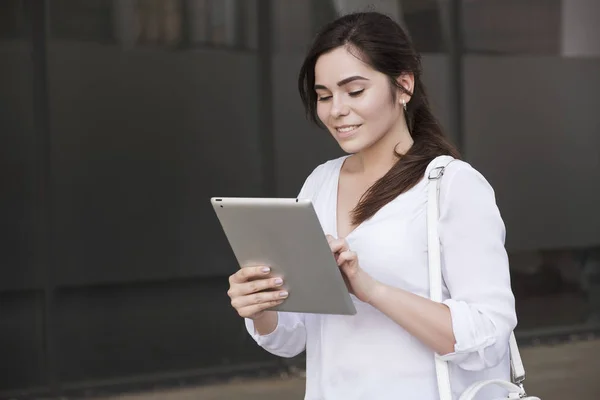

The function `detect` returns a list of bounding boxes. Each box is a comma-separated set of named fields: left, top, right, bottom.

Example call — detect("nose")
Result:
left=330, top=95, right=350, bottom=118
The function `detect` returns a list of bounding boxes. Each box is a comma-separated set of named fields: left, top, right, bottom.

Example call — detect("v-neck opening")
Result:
left=333, top=155, right=359, bottom=240
left=332, top=155, right=429, bottom=240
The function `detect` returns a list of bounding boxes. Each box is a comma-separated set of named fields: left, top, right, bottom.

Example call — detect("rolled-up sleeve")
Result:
left=436, top=163, right=517, bottom=371
left=244, top=312, right=307, bottom=358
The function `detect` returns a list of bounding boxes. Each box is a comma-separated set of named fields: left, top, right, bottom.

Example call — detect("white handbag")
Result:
left=426, top=157, right=541, bottom=400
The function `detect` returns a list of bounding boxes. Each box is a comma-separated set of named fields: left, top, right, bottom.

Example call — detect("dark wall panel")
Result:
left=55, top=279, right=276, bottom=383
left=464, top=56, right=600, bottom=252
left=0, top=291, right=45, bottom=391
left=0, top=33, right=41, bottom=291
left=46, top=42, right=261, bottom=285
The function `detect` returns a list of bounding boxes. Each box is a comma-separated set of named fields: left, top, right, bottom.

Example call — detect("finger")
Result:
left=230, top=265, right=271, bottom=284
left=337, top=250, right=357, bottom=266
left=233, top=290, right=289, bottom=312
left=237, top=299, right=286, bottom=318
left=232, top=276, right=284, bottom=298
left=325, top=234, right=335, bottom=243
left=329, top=238, right=349, bottom=254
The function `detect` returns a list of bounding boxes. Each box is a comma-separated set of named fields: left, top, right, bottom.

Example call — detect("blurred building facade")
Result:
left=1, top=0, right=599, bottom=397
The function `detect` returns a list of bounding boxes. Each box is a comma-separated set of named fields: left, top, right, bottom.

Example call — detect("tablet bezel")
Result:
left=211, top=197, right=356, bottom=316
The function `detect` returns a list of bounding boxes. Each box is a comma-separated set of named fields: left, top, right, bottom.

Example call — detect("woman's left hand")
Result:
left=326, top=235, right=381, bottom=304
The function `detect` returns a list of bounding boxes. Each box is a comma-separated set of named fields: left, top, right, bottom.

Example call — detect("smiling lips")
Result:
left=335, top=124, right=362, bottom=138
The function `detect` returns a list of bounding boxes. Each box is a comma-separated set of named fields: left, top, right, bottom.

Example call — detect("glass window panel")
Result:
left=186, top=0, right=256, bottom=50
left=511, top=246, right=600, bottom=330
left=462, top=0, right=561, bottom=54
left=49, top=0, right=115, bottom=43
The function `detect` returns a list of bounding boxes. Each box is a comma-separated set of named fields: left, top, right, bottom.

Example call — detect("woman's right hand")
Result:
left=227, top=266, right=289, bottom=320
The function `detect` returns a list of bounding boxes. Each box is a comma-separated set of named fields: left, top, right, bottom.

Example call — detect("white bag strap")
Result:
left=459, top=379, right=522, bottom=400
left=509, top=333, right=526, bottom=385
left=459, top=379, right=540, bottom=400
left=426, top=156, right=527, bottom=400
left=426, top=157, right=453, bottom=400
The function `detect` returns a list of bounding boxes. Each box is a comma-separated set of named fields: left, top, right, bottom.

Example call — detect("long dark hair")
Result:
left=298, top=11, right=461, bottom=226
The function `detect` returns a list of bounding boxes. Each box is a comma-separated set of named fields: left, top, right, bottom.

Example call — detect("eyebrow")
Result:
left=314, top=75, right=369, bottom=90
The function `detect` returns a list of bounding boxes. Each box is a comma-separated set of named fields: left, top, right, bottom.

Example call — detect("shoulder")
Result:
left=432, top=159, right=507, bottom=239
left=441, top=159, right=495, bottom=196
left=297, top=155, right=348, bottom=198
left=432, top=158, right=500, bottom=215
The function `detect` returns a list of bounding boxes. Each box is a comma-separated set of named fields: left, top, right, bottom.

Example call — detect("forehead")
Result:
left=314, top=46, right=375, bottom=84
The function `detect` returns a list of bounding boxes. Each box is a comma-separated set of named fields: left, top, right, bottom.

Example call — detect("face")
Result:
left=314, top=46, right=404, bottom=154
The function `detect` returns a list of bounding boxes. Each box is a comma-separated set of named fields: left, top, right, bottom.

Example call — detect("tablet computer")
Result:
left=211, top=197, right=356, bottom=315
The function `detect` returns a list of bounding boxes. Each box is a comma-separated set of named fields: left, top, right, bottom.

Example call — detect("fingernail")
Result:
left=261, top=267, right=270, bottom=273
left=279, top=291, right=288, bottom=298
left=274, top=278, right=283, bottom=286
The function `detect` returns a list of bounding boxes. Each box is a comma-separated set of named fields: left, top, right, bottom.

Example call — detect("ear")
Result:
left=396, top=72, right=414, bottom=104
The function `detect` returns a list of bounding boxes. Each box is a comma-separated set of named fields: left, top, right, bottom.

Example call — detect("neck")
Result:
left=352, top=117, right=413, bottom=178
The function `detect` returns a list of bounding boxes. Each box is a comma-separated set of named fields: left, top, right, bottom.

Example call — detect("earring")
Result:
left=402, top=98, right=407, bottom=111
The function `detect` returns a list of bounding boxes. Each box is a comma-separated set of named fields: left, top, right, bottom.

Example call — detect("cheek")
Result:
left=358, top=94, right=391, bottom=119
left=362, top=93, right=399, bottom=123
left=360, top=101, right=401, bottom=139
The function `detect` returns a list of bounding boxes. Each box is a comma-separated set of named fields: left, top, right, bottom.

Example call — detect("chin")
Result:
left=337, top=139, right=368, bottom=154
left=328, top=128, right=371, bottom=154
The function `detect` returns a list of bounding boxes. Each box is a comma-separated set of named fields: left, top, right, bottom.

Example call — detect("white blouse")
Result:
left=245, top=156, right=517, bottom=400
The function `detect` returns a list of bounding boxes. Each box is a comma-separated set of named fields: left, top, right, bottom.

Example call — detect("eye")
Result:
left=318, top=95, right=332, bottom=102
left=349, top=89, right=364, bottom=97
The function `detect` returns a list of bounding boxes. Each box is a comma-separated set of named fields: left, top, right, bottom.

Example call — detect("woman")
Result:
left=226, top=11, right=517, bottom=400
